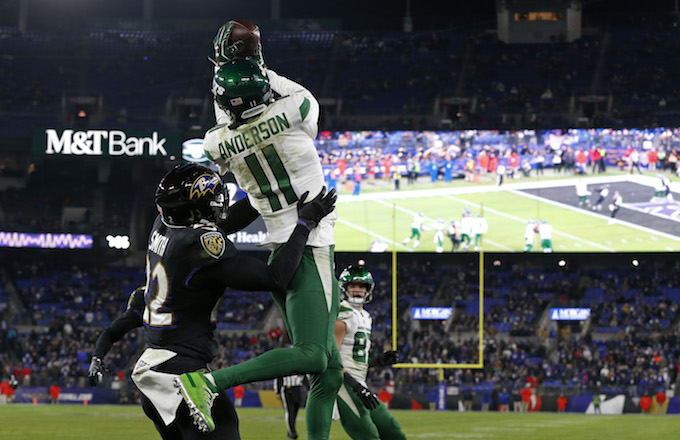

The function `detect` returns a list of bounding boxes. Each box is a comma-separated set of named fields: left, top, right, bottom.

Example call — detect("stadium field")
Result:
left=334, top=173, right=680, bottom=252
left=1, top=405, right=678, bottom=439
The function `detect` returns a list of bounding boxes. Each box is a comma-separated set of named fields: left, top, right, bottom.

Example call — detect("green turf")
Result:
left=0, top=405, right=677, bottom=439
left=334, top=175, right=680, bottom=252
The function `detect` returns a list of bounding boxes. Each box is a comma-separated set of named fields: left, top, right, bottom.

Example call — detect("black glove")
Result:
left=344, top=372, right=380, bottom=410
left=297, top=187, right=337, bottom=230
left=88, top=356, right=112, bottom=387
left=369, top=350, right=400, bottom=368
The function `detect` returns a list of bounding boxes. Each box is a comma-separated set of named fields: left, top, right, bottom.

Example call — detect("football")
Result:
left=228, top=19, right=261, bottom=58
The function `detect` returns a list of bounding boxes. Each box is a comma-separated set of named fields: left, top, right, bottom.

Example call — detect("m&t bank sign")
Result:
left=33, top=129, right=180, bottom=158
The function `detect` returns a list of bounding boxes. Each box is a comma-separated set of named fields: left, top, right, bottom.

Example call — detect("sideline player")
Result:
left=334, top=264, right=406, bottom=440
left=92, top=163, right=333, bottom=439
left=177, top=58, right=342, bottom=440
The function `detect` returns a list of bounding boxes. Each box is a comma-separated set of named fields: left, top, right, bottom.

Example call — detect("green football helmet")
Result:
left=339, top=264, right=375, bottom=305
left=212, top=58, right=272, bottom=122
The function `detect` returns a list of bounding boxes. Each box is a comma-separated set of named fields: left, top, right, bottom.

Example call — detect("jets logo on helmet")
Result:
left=339, top=264, right=375, bottom=305
left=189, top=174, right=220, bottom=200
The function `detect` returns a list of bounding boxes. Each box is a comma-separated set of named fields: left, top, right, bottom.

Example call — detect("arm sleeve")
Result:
left=266, top=69, right=308, bottom=96
left=93, top=309, right=143, bottom=359
left=195, top=223, right=310, bottom=291
left=217, top=197, right=260, bottom=234
left=266, top=69, right=319, bottom=139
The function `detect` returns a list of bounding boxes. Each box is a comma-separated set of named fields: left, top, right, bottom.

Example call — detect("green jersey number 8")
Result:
left=353, top=331, right=369, bottom=363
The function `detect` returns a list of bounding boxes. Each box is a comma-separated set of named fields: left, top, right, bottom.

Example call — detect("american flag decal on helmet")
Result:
left=230, top=97, right=243, bottom=106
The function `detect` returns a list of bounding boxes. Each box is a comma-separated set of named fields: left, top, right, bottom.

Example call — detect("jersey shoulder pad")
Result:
left=206, top=123, right=228, bottom=135
left=338, top=301, right=355, bottom=321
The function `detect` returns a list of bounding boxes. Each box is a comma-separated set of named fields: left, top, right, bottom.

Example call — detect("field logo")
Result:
left=626, top=200, right=680, bottom=222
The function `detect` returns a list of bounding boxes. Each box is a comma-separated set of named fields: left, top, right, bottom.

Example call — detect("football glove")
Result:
left=88, top=356, right=112, bottom=387
left=344, top=372, right=380, bottom=410
left=297, top=187, right=336, bottom=230
left=369, top=350, right=400, bottom=368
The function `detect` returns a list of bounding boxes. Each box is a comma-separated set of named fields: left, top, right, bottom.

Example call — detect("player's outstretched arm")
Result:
left=197, top=188, right=336, bottom=292
left=218, top=196, right=260, bottom=234
left=89, top=287, right=145, bottom=386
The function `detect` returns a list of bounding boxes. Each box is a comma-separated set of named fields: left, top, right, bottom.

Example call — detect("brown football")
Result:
left=228, top=19, right=261, bottom=58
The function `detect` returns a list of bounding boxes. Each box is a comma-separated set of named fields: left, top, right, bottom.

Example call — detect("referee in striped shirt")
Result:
left=275, top=373, right=310, bottom=439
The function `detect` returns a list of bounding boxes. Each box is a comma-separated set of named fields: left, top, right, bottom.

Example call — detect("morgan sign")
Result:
left=33, top=129, right=180, bottom=157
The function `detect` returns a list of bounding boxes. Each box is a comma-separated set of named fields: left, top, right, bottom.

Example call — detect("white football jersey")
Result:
left=337, top=300, right=372, bottom=385
left=411, top=214, right=425, bottom=230
left=203, top=70, right=335, bottom=248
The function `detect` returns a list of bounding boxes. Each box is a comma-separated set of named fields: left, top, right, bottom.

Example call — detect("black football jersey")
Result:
left=144, top=216, right=238, bottom=363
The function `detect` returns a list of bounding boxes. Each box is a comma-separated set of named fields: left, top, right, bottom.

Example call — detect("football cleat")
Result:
left=175, top=372, right=218, bottom=433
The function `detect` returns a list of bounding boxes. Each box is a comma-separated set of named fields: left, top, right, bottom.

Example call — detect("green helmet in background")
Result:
left=339, top=264, right=375, bottom=305
left=212, top=58, right=272, bottom=122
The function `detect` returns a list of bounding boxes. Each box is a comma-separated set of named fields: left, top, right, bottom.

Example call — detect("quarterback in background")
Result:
left=334, top=264, right=406, bottom=440
left=177, top=21, right=343, bottom=440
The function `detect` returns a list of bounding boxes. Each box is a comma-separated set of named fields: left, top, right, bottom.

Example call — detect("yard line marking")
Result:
left=335, top=217, right=414, bottom=252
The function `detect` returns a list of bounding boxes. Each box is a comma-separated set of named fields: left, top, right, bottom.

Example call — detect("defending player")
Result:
left=608, top=190, right=623, bottom=224
left=334, top=264, right=406, bottom=440
left=129, top=163, right=334, bottom=439
left=177, top=58, right=343, bottom=440
left=592, top=185, right=609, bottom=211
left=87, top=286, right=145, bottom=388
